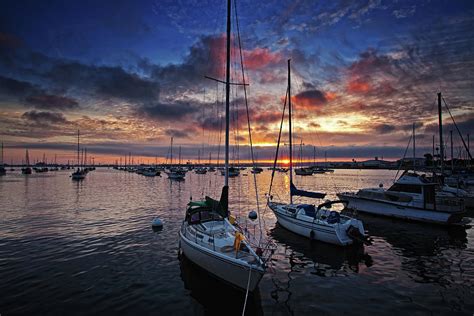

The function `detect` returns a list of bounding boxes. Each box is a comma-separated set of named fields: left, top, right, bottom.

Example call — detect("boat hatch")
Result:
left=298, top=204, right=315, bottom=217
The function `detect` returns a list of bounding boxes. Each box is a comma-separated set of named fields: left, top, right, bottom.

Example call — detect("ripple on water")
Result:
left=0, top=168, right=473, bottom=315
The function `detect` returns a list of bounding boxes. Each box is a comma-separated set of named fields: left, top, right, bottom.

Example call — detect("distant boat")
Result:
left=268, top=60, right=367, bottom=246
left=143, top=167, right=160, bottom=177
left=220, top=166, right=239, bottom=177
left=0, top=142, right=6, bottom=176
left=21, top=149, right=32, bottom=174
left=166, top=137, right=185, bottom=180
left=250, top=166, right=263, bottom=174
left=71, top=130, right=86, bottom=181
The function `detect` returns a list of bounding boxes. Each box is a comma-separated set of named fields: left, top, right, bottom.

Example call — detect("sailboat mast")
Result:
left=450, top=130, right=454, bottom=172
left=438, top=92, right=444, bottom=174
left=77, top=130, right=80, bottom=168
left=224, top=0, right=231, bottom=187
left=170, top=137, right=173, bottom=166
left=413, top=123, right=416, bottom=171
left=288, top=59, right=293, bottom=204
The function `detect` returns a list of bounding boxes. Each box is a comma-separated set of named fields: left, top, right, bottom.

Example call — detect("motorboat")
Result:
left=337, top=171, right=466, bottom=225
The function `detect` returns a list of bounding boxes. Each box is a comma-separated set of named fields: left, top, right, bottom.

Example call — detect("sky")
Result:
left=0, top=0, right=473, bottom=164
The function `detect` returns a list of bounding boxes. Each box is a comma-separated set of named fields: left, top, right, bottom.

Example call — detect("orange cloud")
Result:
left=347, top=79, right=371, bottom=93
left=325, top=91, right=337, bottom=101
left=243, top=48, right=281, bottom=70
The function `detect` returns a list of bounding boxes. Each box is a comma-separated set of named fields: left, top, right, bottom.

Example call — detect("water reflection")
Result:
left=356, top=213, right=468, bottom=284
left=270, top=225, right=373, bottom=276
left=179, top=254, right=263, bottom=315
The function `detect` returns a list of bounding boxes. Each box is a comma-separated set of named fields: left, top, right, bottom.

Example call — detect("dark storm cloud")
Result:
left=164, top=128, right=195, bottom=139
left=374, top=124, right=396, bottom=134
left=25, top=94, right=79, bottom=111
left=140, top=35, right=225, bottom=91
left=0, top=75, right=40, bottom=99
left=136, top=101, right=198, bottom=120
left=21, top=110, right=69, bottom=124
left=47, top=61, right=160, bottom=103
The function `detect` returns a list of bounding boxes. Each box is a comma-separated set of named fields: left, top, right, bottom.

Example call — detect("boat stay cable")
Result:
left=234, top=0, right=264, bottom=242
left=442, top=96, right=472, bottom=160
left=393, top=134, right=413, bottom=183
left=268, top=87, right=289, bottom=199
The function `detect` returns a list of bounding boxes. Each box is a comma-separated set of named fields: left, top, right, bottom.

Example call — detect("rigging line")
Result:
left=234, top=0, right=263, bottom=241
left=268, top=87, right=289, bottom=197
left=442, top=96, right=472, bottom=160
left=393, top=134, right=412, bottom=183
left=241, top=266, right=252, bottom=316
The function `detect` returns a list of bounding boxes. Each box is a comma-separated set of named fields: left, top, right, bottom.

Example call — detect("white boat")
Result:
left=268, top=198, right=366, bottom=246
left=71, top=130, right=86, bottom=180
left=295, top=167, right=312, bottom=176
left=220, top=166, right=239, bottom=177
left=195, top=167, right=207, bottom=174
left=0, top=143, right=6, bottom=176
left=179, top=1, right=271, bottom=291
left=438, top=184, right=474, bottom=209
left=179, top=195, right=266, bottom=291
left=166, top=170, right=185, bottom=180
left=143, top=168, right=160, bottom=177
left=337, top=171, right=466, bottom=225
left=71, top=168, right=86, bottom=180
left=267, top=59, right=367, bottom=246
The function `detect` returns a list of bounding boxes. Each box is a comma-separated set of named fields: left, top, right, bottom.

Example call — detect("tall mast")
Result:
left=413, top=123, right=416, bottom=171
left=77, top=130, right=80, bottom=169
left=224, top=0, right=231, bottom=187
left=170, top=137, right=173, bottom=165
left=438, top=92, right=444, bottom=174
left=288, top=59, right=293, bottom=204
left=450, top=130, right=454, bottom=172
left=1, top=142, right=3, bottom=165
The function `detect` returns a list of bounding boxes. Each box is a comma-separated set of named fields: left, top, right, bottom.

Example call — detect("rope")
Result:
left=234, top=0, right=263, bottom=242
left=393, top=134, right=412, bottom=183
left=442, top=96, right=472, bottom=160
left=268, top=87, right=289, bottom=197
left=241, top=265, right=252, bottom=316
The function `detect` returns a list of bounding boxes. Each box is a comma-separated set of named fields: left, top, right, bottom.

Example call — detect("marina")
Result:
left=1, top=0, right=473, bottom=314
left=0, top=168, right=473, bottom=314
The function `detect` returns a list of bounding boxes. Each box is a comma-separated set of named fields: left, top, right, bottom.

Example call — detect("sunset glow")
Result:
left=0, top=1, right=472, bottom=164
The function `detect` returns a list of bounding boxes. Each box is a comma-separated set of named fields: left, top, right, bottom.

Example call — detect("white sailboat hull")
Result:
left=268, top=203, right=363, bottom=246
left=166, top=172, right=185, bottom=180
left=337, top=193, right=461, bottom=224
left=71, top=173, right=86, bottom=180
left=179, top=231, right=264, bottom=291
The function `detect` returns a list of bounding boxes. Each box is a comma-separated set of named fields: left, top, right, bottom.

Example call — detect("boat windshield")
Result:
left=187, top=207, right=223, bottom=225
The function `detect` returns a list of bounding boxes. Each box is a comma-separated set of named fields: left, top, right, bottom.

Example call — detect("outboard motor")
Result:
left=327, top=211, right=340, bottom=224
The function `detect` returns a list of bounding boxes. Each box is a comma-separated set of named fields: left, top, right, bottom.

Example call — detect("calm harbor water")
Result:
left=1, top=169, right=473, bottom=315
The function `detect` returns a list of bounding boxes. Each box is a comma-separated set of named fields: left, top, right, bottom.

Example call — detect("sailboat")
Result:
left=21, top=149, right=32, bottom=174
left=195, top=149, right=207, bottom=174
left=71, top=130, right=86, bottom=180
left=294, top=140, right=312, bottom=176
left=179, top=0, right=270, bottom=291
left=165, top=137, right=185, bottom=180
left=0, top=142, right=6, bottom=176
left=267, top=60, right=367, bottom=246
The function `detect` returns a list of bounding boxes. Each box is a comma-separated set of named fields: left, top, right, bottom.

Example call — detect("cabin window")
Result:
left=388, top=184, right=422, bottom=194
left=190, top=213, right=200, bottom=224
